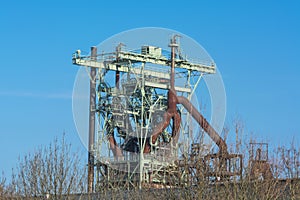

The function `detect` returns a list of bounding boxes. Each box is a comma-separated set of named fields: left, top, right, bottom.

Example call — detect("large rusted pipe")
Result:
left=144, top=36, right=181, bottom=153
left=88, top=46, right=97, bottom=193
left=108, top=136, right=123, bottom=158
left=177, top=96, right=228, bottom=154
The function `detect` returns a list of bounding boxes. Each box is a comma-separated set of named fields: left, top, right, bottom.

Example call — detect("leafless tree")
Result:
left=271, top=139, right=300, bottom=179
left=6, top=134, right=86, bottom=199
left=0, top=173, right=6, bottom=197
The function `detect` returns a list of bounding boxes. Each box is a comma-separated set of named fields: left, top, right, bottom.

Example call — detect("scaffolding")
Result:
left=72, top=37, right=242, bottom=191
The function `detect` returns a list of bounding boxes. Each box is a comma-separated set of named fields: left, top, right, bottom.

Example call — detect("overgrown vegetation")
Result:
left=0, top=121, right=299, bottom=199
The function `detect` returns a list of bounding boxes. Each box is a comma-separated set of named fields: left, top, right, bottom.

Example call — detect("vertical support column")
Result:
left=115, top=43, right=122, bottom=89
left=170, top=37, right=176, bottom=90
left=139, top=62, right=146, bottom=190
left=88, top=46, right=97, bottom=193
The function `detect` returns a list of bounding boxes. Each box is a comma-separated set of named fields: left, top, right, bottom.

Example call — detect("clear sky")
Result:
left=0, top=0, right=299, bottom=177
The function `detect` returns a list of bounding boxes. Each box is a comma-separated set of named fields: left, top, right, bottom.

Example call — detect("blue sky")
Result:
left=0, top=0, right=299, bottom=177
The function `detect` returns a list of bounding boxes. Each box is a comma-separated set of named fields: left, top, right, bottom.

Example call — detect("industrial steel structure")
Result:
left=248, top=142, right=273, bottom=180
left=72, top=35, right=245, bottom=192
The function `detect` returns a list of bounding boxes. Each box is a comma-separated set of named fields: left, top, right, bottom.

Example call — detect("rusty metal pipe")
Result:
left=177, top=96, right=228, bottom=154
left=144, top=36, right=181, bottom=153
left=88, top=46, right=97, bottom=193
left=108, top=136, right=123, bottom=158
